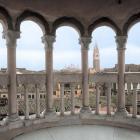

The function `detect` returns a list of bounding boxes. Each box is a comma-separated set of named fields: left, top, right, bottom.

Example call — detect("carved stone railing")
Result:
left=92, top=72, right=140, bottom=117
left=0, top=72, right=140, bottom=140
left=0, top=72, right=140, bottom=118
left=0, top=72, right=82, bottom=119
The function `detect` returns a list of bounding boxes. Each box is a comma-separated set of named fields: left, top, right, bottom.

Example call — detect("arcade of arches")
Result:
left=0, top=0, right=140, bottom=139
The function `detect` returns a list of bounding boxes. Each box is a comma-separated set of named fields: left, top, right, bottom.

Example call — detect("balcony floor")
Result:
left=13, top=125, right=140, bottom=140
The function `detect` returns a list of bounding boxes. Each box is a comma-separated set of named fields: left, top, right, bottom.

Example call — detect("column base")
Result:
left=80, top=106, right=92, bottom=119
left=60, top=111, right=65, bottom=116
left=80, top=106, right=91, bottom=113
left=36, top=114, right=41, bottom=119
left=7, top=113, right=20, bottom=122
left=44, top=108, right=55, bottom=115
left=44, top=108, right=58, bottom=122
left=71, top=111, right=75, bottom=115
left=115, top=108, right=128, bottom=117
left=5, top=114, right=23, bottom=129
left=132, top=114, right=137, bottom=118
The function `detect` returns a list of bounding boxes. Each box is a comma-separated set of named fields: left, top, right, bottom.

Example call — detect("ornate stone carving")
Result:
left=115, top=36, right=127, bottom=50
left=42, top=35, right=55, bottom=49
left=79, top=37, right=91, bottom=50
left=3, top=30, right=20, bottom=48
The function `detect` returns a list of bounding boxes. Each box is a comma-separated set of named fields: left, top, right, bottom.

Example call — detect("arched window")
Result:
left=89, top=26, right=117, bottom=113
left=0, top=23, right=6, bottom=70
left=17, top=20, right=45, bottom=71
left=126, top=22, right=140, bottom=71
left=54, top=26, right=81, bottom=71
left=89, top=26, right=117, bottom=71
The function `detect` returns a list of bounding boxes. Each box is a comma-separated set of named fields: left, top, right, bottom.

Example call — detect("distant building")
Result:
left=104, top=64, right=140, bottom=72
left=93, top=43, right=100, bottom=72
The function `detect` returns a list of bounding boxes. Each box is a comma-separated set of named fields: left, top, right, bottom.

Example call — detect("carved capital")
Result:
left=79, top=37, right=91, bottom=50
left=115, top=36, right=127, bottom=50
left=42, top=35, right=55, bottom=49
left=3, top=30, right=20, bottom=48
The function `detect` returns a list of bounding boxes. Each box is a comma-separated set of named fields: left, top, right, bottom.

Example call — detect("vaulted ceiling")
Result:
left=0, top=0, right=139, bottom=23
left=0, top=0, right=140, bottom=34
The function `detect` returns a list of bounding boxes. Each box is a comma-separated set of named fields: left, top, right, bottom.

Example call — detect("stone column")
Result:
left=132, top=83, right=138, bottom=118
left=79, top=37, right=91, bottom=113
left=115, top=36, right=127, bottom=116
left=106, top=83, right=112, bottom=115
left=42, top=35, right=55, bottom=115
left=3, top=30, right=20, bottom=122
left=71, top=83, right=75, bottom=115
left=24, top=84, right=29, bottom=120
left=60, top=83, right=65, bottom=116
left=35, top=84, right=40, bottom=118
left=96, top=83, right=100, bottom=115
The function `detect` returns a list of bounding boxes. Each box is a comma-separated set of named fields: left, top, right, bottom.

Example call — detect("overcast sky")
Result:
left=0, top=21, right=140, bottom=71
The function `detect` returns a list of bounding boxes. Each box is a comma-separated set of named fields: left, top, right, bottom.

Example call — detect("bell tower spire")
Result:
left=93, top=42, right=100, bottom=72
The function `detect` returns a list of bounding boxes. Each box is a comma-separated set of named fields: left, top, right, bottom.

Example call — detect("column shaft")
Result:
left=71, top=83, right=75, bottom=115
left=4, top=30, right=20, bottom=121
left=132, top=83, right=138, bottom=118
left=35, top=84, right=40, bottom=118
left=96, top=83, right=100, bottom=115
left=106, top=83, right=111, bottom=115
left=115, top=36, right=127, bottom=116
left=79, top=37, right=91, bottom=113
left=24, top=85, right=29, bottom=120
left=60, top=83, right=65, bottom=115
left=42, top=35, right=55, bottom=115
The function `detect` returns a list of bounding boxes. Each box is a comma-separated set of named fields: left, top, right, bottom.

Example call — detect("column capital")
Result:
left=42, top=35, right=56, bottom=49
left=79, top=37, right=92, bottom=50
left=115, top=35, right=127, bottom=50
left=3, top=30, right=20, bottom=48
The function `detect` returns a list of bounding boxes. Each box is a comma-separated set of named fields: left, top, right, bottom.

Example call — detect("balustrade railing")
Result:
left=0, top=72, right=140, bottom=124
left=91, top=72, right=140, bottom=117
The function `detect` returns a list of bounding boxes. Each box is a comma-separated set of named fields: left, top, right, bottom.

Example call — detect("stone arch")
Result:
left=15, top=10, right=50, bottom=35
left=0, top=6, right=13, bottom=31
left=123, top=12, right=140, bottom=35
left=88, top=17, right=121, bottom=36
left=52, top=17, right=85, bottom=36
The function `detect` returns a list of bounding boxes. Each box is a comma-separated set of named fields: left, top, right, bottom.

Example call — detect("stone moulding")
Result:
left=0, top=115, right=140, bottom=140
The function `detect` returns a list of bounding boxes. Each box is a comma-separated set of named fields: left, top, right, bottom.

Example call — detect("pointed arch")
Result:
left=88, top=17, right=121, bottom=36
left=123, top=12, right=140, bottom=35
left=0, top=6, right=13, bottom=31
left=52, top=17, right=85, bottom=36
left=15, top=10, right=50, bottom=35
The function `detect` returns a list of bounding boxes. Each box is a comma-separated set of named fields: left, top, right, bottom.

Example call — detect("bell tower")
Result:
left=93, top=43, right=100, bottom=72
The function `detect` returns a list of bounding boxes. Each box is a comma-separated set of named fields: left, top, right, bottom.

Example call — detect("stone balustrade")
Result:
left=0, top=72, right=139, bottom=118
left=0, top=72, right=140, bottom=140
left=92, top=72, right=140, bottom=117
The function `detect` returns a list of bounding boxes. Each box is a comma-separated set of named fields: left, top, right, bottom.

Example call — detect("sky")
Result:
left=0, top=20, right=140, bottom=71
